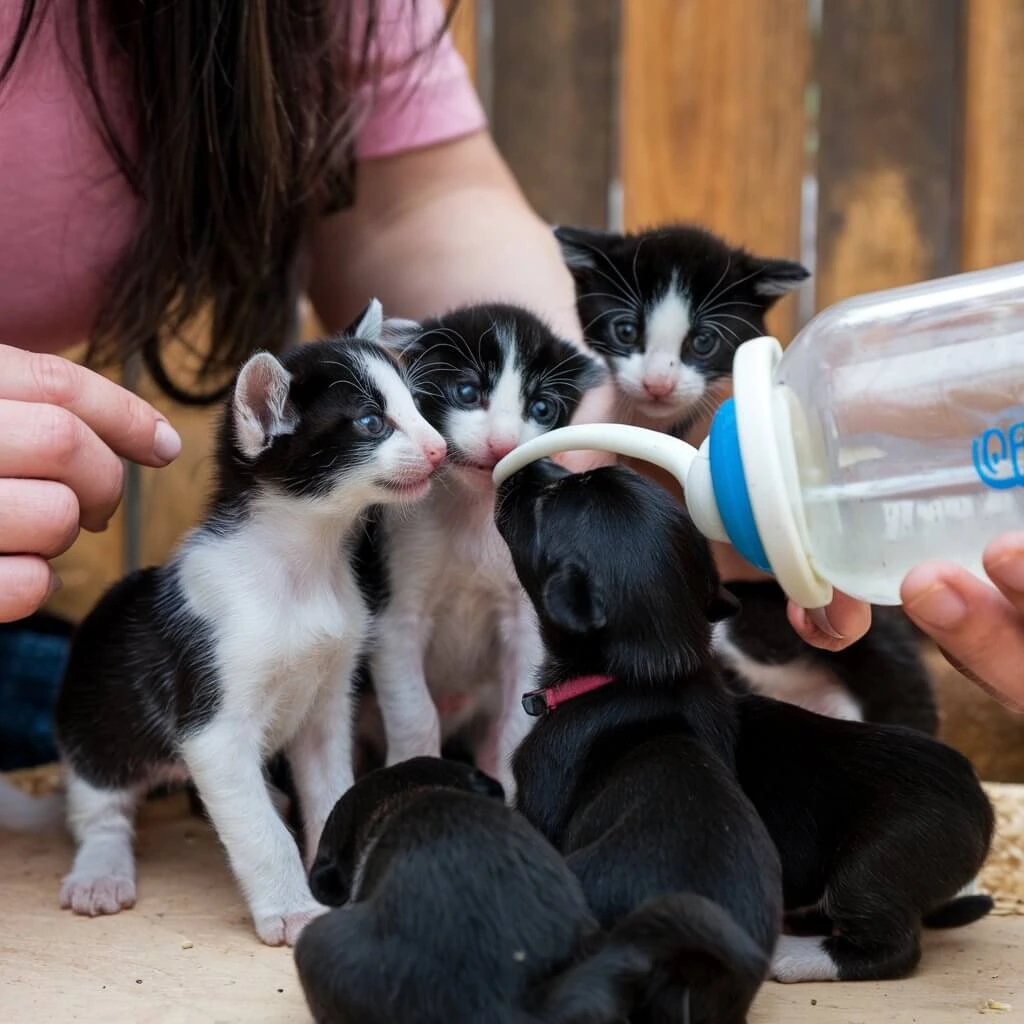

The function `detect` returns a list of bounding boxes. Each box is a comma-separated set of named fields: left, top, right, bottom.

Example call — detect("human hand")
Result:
left=901, top=533, right=1024, bottom=711
left=0, top=345, right=182, bottom=623
left=710, top=539, right=871, bottom=651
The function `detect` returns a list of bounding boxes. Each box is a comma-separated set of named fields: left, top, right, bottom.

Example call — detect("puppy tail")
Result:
left=0, top=777, right=64, bottom=833
left=922, top=893, right=994, bottom=929
left=536, top=892, right=768, bottom=1024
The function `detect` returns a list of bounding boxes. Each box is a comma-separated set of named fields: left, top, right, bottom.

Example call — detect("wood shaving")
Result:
left=4, top=770, right=1022, bottom=912
left=980, top=783, right=1024, bottom=916
left=981, top=1000, right=1012, bottom=1013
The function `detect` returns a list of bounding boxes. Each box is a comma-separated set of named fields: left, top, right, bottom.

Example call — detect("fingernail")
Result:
left=154, top=420, right=182, bottom=464
left=989, top=553, right=1024, bottom=593
left=906, top=583, right=967, bottom=629
left=808, top=606, right=844, bottom=640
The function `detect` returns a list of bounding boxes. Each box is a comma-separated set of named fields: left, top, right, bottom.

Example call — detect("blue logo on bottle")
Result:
left=972, top=421, right=1024, bottom=490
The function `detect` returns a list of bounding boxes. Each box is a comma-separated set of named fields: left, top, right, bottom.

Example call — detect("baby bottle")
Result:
left=493, top=260, right=1024, bottom=608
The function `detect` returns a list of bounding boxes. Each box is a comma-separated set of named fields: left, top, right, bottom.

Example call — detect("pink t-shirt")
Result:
left=0, top=0, right=486, bottom=355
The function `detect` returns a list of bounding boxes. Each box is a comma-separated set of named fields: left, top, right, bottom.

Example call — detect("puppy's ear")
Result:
left=708, top=585, right=741, bottom=623
left=308, top=854, right=352, bottom=908
left=233, top=352, right=297, bottom=459
left=466, top=768, right=506, bottom=803
left=542, top=561, right=607, bottom=634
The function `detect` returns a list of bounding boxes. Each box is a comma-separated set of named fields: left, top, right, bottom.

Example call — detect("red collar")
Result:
left=521, top=674, right=617, bottom=717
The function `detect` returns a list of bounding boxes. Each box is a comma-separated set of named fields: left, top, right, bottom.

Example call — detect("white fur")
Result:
left=612, top=278, right=707, bottom=422
left=372, top=352, right=551, bottom=798
left=713, top=623, right=864, bottom=722
left=61, top=350, right=445, bottom=947
left=771, top=935, right=841, bottom=983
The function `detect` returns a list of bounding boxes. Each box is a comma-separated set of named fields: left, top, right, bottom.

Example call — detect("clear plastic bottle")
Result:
left=493, top=261, right=1024, bottom=607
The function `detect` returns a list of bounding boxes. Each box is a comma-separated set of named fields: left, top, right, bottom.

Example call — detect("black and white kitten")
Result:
left=554, top=223, right=808, bottom=438
left=54, top=300, right=447, bottom=947
left=361, top=303, right=605, bottom=796
left=556, top=224, right=938, bottom=730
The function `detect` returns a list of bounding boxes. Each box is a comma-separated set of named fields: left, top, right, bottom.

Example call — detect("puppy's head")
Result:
left=495, top=461, right=739, bottom=681
left=308, top=757, right=505, bottom=906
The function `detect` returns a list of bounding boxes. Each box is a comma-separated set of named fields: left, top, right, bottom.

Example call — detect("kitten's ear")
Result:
left=749, top=257, right=810, bottom=303
left=346, top=297, right=385, bottom=342
left=708, top=584, right=742, bottom=623
left=553, top=224, right=616, bottom=273
left=541, top=561, right=607, bottom=634
left=233, top=352, right=297, bottom=459
left=378, top=318, right=425, bottom=362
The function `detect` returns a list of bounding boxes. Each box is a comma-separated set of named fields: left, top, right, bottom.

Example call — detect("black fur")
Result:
left=558, top=223, right=936, bottom=733
left=735, top=693, right=995, bottom=981
left=719, top=580, right=939, bottom=734
left=497, top=460, right=782, bottom=1024
left=55, top=306, right=410, bottom=790
left=555, top=223, right=807, bottom=436
left=295, top=756, right=722, bottom=1024
left=389, top=302, right=605, bottom=467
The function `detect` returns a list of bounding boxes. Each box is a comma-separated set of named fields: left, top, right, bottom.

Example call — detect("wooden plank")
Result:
left=961, top=0, right=1024, bottom=270
left=449, top=0, right=477, bottom=84
left=490, top=0, right=619, bottom=228
left=621, top=0, right=809, bottom=339
left=815, top=1, right=964, bottom=309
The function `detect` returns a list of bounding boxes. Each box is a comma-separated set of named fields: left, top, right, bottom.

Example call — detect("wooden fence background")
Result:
left=49, top=0, right=1024, bottom=626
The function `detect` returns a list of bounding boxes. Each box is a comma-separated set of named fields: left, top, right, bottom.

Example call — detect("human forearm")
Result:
left=307, top=132, right=583, bottom=343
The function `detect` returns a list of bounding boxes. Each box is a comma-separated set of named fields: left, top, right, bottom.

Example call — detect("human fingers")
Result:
left=0, top=479, right=80, bottom=557
left=0, top=398, right=124, bottom=532
left=901, top=560, right=1024, bottom=712
left=0, top=555, right=60, bottom=623
left=0, top=345, right=181, bottom=467
left=787, top=590, right=872, bottom=652
left=982, top=532, right=1024, bottom=619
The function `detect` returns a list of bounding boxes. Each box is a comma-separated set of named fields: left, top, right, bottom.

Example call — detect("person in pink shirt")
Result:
left=0, top=0, right=1020, bottom=718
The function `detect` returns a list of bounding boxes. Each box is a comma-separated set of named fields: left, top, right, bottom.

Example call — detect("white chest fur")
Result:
left=712, top=623, right=863, bottom=722
left=384, top=488, right=522, bottom=705
left=177, top=505, right=369, bottom=754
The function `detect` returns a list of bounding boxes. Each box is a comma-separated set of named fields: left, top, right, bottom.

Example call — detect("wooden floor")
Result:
left=2, top=793, right=1021, bottom=1024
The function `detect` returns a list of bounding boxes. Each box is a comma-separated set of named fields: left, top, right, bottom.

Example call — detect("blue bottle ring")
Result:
left=708, top=398, right=772, bottom=575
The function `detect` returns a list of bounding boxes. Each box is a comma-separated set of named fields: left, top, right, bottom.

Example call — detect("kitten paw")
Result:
left=770, top=935, right=839, bottom=983
left=60, top=874, right=136, bottom=916
left=255, top=903, right=328, bottom=946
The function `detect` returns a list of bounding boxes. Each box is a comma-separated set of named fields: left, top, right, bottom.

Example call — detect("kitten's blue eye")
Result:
left=454, top=380, right=481, bottom=407
left=612, top=317, right=639, bottom=347
left=690, top=331, right=720, bottom=358
left=354, top=413, right=388, bottom=438
left=529, top=397, right=558, bottom=426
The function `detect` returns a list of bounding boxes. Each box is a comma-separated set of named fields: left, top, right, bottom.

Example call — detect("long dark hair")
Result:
left=1, top=1, right=453, bottom=403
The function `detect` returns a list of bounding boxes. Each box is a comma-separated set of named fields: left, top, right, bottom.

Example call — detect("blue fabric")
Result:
left=709, top=398, right=772, bottom=575
left=0, top=618, right=69, bottom=771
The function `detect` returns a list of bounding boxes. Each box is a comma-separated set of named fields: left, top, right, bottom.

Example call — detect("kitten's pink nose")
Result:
left=643, top=376, right=675, bottom=399
left=422, top=438, right=447, bottom=468
left=487, top=437, right=518, bottom=462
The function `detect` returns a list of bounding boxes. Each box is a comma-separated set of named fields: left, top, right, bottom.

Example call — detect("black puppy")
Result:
left=496, top=460, right=782, bottom=1024
left=716, top=580, right=939, bottom=733
left=734, top=693, right=995, bottom=983
left=295, top=756, right=737, bottom=1024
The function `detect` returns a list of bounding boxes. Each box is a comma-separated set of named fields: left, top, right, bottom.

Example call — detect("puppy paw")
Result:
left=60, top=874, right=136, bottom=916
left=770, top=935, right=839, bottom=983
left=255, top=903, right=328, bottom=947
